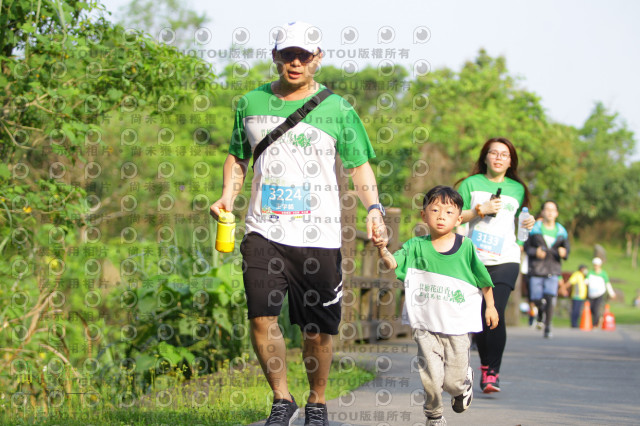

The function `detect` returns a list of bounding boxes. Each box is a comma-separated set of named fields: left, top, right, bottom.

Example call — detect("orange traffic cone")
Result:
left=602, top=304, right=616, bottom=331
left=580, top=300, right=593, bottom=331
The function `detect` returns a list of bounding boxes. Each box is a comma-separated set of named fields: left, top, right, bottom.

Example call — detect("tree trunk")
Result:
left=594, top=244, right=607, bottom=262
left=568, top=218, right=578, bottom=241
left=626, top=232, right=633, bottom=257
left=632, top=234, right=639, bottom=269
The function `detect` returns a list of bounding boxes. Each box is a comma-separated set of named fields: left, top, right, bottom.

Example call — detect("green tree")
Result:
left=0, top=0, right=218, bottom=411
left=116, top=0, right=209, bottom=49
left=399, top=50, right=582, bottom=230
left=620, top=161, right=640, bottom=268
left=572, top=102, right=636, bottom=235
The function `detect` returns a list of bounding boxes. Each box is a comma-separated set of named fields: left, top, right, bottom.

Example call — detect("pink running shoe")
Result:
left=482, top=370, right=501, bottom=393
left=480, top=365, right=488, bottom=391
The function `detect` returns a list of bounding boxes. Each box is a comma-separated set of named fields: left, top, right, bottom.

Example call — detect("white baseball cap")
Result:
left=592, top=257, right=603, bottom=265
left=273, top=21, right=322, bottom=53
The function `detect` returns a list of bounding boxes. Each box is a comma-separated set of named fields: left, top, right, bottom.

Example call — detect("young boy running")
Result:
left=373, top=185, right=499, bottom=425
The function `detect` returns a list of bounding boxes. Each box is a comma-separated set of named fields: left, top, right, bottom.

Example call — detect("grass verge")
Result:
left=2, top=355, right=375, bottom=426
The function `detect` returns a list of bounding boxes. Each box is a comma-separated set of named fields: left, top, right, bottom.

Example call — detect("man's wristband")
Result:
left=475, top=204, right=485, bottom=219
left=368, top=203, right=386, bottom=216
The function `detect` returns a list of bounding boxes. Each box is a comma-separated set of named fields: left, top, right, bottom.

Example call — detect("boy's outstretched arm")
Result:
left=372, top=226, right=397, bottom=269
left=378, top=247, right=398, bottom=270
left=482, top=287, right=499, bottom=329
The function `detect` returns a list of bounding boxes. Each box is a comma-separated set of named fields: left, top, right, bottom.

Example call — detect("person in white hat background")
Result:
left=586, top=257, right=616, bottom=326
left=210, top=21, right=387, bottom=426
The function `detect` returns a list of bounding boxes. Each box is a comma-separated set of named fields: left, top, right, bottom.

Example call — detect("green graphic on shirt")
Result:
left=288, top=132, right=311, bottom=148
left=260, top=131, right=310, bottom=148
left=452, top=290, right=465, bottom=304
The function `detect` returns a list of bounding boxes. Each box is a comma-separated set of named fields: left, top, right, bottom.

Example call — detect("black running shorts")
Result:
left=240, top=232, right=343, bottom=335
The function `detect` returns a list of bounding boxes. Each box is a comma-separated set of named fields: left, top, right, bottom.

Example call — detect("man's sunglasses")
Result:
left=277, top=49, right=321, bottom=64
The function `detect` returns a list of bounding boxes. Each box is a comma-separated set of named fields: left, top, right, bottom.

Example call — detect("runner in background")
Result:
left=456, top=137, right=535, bottom=393
left=568, top=264, right=589, bottom=328
left=523, top=200, right=570, bottom=338
left=587, top=257, right=616, bottom=327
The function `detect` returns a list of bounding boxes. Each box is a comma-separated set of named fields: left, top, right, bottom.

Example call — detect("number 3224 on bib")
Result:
left=261, top=184, right=311, bottom=215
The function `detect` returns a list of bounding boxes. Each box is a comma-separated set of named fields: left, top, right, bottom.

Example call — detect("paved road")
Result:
left=250, top=325, right=640, bottom=425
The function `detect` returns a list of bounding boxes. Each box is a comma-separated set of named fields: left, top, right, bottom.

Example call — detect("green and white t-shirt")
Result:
left=229, top=83, right=375, bottom=248
left=458, top=174, right=526, bottom=265
left=586, top=270, right=610, bottom=299
left=394, top=236, right=494, bottom=335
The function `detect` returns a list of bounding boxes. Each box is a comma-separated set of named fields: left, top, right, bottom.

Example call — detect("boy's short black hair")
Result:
left=423, top=185, right=464, bottom=211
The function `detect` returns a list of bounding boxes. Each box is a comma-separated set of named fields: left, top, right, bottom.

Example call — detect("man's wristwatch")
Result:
left=367, top=203, right=386, bottom=216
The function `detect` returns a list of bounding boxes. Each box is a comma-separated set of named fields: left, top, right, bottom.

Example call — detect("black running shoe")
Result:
left=452, top=366, right=473, bottom=413
left=265, top=395, right=299, bottom=426
left=304, top=402, right=329, bottom=426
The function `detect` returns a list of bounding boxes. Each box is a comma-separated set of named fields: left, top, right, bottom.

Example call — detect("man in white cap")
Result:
left=210, top=21, right=387, bottom=426
left=586, top=257, right=615, bottom=326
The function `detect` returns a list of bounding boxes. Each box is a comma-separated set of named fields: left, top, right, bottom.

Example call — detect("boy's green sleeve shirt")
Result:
left=469, top=244, right=494, bottom=288
left=393, top=245, right=409, bottom=282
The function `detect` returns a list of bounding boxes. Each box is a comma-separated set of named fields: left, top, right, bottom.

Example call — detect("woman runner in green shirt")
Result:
left=456, top=137, right=535, bottom=394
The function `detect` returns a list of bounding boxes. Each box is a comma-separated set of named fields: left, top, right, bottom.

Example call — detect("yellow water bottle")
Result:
left=215, top=209, right=235, bottom=253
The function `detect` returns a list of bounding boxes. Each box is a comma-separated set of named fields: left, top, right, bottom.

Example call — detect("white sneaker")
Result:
left=427, top=417, right=447, bottom=426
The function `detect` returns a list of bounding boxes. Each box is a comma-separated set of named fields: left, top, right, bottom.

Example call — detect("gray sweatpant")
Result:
left=413, top=329, right=471, bottom=418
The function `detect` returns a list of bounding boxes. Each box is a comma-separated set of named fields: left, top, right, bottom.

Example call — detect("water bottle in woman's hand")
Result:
left=517, top=207, right=531, bottom=242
